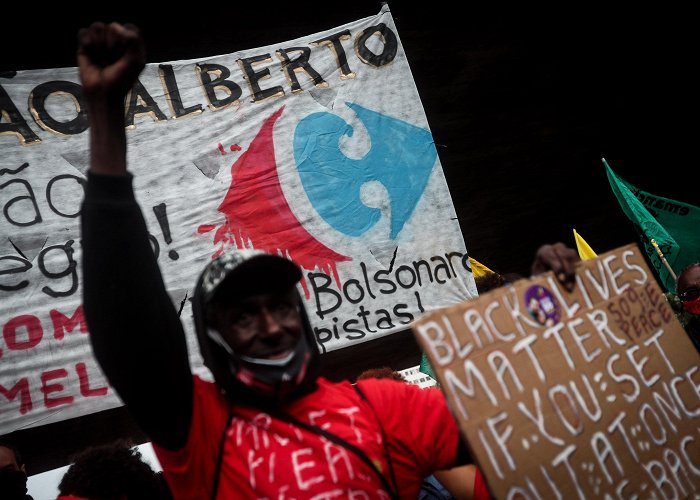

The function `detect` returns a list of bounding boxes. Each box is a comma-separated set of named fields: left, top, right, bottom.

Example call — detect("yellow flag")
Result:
left=573, top=229, right=598, bottom=260
left=469, top=257, right=494, bottom=278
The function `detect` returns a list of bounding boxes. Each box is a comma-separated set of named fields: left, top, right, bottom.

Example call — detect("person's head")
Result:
left=58, top=441, right=171, bottom=500
left=356, top=367, right=405, bottom=382
left=193, top=249, right=320, bottom=403
left=474, top=272, right=506, bottom=294
left=677, top=262, right=700, bottom=315
left=474, top=271, right=523, bottom=295
left=0, top=442, right=28, bottom=499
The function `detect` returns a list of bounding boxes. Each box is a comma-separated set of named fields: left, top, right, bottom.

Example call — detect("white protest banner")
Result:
left=0, top=6, right=476, bottom=433
left=413, top=243, right=700, bottom=498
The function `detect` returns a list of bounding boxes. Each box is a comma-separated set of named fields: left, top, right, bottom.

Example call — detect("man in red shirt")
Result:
left=78, top=22, right=578, bottom=499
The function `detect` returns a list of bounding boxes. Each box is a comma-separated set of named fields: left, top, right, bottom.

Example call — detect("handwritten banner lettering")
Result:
left=413, top=244, right=700, bottom=499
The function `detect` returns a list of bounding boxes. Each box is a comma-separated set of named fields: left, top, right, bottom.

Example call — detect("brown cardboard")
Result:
left=412, top=244, right=700, bottom=499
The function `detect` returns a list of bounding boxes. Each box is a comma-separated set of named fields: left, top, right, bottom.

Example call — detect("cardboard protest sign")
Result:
left=0, top=6, right=476, bottom=433
left=414, top=244, right=700, bottom=499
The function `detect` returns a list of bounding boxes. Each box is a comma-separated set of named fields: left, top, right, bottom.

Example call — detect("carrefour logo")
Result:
left=294, top=102, right=436, bottom=239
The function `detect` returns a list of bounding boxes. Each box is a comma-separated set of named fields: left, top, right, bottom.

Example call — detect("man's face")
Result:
left=219, top=287, right=303, bottom=359
left=0, top=445, right=28, bottom=498
left=0, top=446, right=21, bottom=472
left=677, top=265, right=700, bottom=312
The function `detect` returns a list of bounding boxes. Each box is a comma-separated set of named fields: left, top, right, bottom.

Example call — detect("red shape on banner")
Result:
left=51, top=305, right=87, bottom=340
left=200, top=106, right=349, bottom=297
left=77, top=362, right=108, bottom=397
left=0, top=379, right=32, bottom=414
left=41, top=368, right=74, bottom=409
left=2, top=315, right=42, bottom=356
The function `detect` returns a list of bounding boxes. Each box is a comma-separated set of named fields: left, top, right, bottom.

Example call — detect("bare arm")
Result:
left=79, top=22, right=192, bottom=450
left=434, top=464, right=477, bottom=500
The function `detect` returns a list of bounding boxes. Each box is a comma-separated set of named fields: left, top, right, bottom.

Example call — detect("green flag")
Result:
left=604, top=159, right=700, bottom=292
left=418, top=352, right=437, bottom=381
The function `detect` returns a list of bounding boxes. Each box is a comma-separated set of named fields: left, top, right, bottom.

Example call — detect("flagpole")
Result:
left=650, top=239, right=678, bottom=281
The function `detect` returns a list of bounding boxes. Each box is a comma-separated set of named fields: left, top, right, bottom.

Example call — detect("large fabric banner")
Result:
left=0, top=6, right=476, bottom=433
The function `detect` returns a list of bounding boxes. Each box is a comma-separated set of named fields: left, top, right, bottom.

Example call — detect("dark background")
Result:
left=1, top=2, right=696, bottom=475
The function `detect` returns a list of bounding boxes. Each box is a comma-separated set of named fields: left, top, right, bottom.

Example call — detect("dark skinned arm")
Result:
left=79, top=22, right=192, bottom=450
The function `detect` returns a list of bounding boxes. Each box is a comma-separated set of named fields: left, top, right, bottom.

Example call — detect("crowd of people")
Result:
left=2, top=19, right=698, bottom=500
left=55, top=442, right=172, bottom=500
left=2, top=440, right=170, bottom=500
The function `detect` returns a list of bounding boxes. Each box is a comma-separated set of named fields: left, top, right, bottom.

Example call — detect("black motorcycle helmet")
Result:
left=191, top=249, right=320, bottom=404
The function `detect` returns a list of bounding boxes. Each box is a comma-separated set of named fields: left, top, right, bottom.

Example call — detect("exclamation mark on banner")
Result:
left=153, top=203, right=179, bottom=260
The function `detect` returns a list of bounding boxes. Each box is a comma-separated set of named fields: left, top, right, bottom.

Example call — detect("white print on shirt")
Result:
left=228, top=407, right=387, bottom=495
left=337, top=406, right=363, bottom=443
left=292, top=447, right=326, bottom=489
left=308, top=409, right=331, bottom=430
left=323, top=439, right=354, bottom=482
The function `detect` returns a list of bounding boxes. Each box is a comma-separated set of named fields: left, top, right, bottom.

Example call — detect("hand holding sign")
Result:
left=531, top=242, right=579, bottom=292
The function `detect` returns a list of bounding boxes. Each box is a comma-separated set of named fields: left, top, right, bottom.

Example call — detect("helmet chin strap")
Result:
left=207, top=325, right=311, bottom=398
left=207, top=327, right=298, bottom=367
left=206, top=328, right=234, bottom=356
left=239, top=351, right=296, bottom=366
left=238, top=335, right=311, bottom=396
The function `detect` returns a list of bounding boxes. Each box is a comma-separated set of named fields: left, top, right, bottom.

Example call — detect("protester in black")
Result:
left=0, top=442, right=33, bottom=500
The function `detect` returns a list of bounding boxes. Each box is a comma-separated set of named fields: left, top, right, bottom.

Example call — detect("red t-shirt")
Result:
left=154, top=376, right=460, bottom=499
